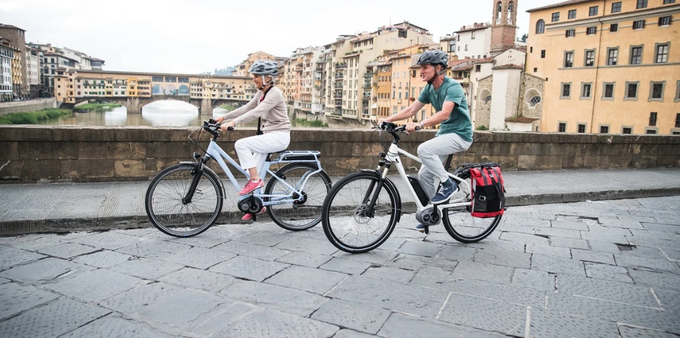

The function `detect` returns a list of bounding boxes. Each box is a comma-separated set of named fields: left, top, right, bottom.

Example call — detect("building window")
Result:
left=581, top=83, right=592, bottom=99
left=655, top=43, right=669, bottom=63
left=536, top=20, right=545, bottom=34
left=633, top=20, right=645, bottom=30
left=552, top=12, right=560, bottom=22
left=649, top=112, right=658, bottom=126
left=600, top=125, right=610, bottom=133
left=659, top=16, right=672, bottom=26
left=607, top=48, right=619, bottom=65
left=649, top=81, right=665, bottom=101
left=585, top=50, right=595, bottom=66
left=565, top=29, right=576, bottom=37
left=471, top=31, right=475, bottom=39
left=636, top=0, right=648, bottom=9
left=568, top=9, right=576, bottom=19
left=465, top=44, right=468, bottom=51
left=541, top=50, right=546, bottom=58
left=645, top=128, right=658, bottom=134
left=676, top=113, right=680, bottom=127
left=564, top=51, right=574, bottom=67
left=561, top=83, right=571, bottom=98
left=611, top=2, right=622, bottom=13
left=625, top=82, right=639, bottom=100
left=630, top=46, right=643, bottom=64
left=676, top=80, right=680, bottom=102
left=558, top=122, right=567, bottom=132
left=586, top=27, right=597, bottom=35
left=578, top=124, right=587, bottom=133
left=664, top=0, right=676, bottom=4
left=603, top=83, right=615, bottom=100
left=589, top=6, right=598, bottom=16
left=533, top=67, right=538, bottom=72
left=530, top=96, right=541, bottom=106
left=475, top=65, right=481, bottom=72
left=622, top=127, right=633, bottom=134
left=610, top=23, right=619, bottom=32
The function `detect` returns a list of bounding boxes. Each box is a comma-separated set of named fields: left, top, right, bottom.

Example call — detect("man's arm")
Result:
left=383, top=100, right=426, bottom=123
left=421, top=101, right=454, bottom=128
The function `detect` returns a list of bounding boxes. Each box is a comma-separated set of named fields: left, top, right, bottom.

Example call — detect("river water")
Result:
left=38, top=101, right=259, bottom=127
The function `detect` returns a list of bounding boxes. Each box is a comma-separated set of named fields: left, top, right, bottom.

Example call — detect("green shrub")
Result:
left=0, top=109, right=73, bottom=124
left=294, top=118, right=328, bottom=127
left=476, top=125, right=489, bottom=131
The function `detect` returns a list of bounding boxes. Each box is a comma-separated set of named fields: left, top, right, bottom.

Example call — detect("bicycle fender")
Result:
left=180, top=161, right=226, bottom=199
left=359, top=169, right=402, bottom=224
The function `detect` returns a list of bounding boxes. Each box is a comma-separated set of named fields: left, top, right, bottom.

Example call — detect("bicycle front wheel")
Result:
left=145, top=164, right=223, bottom=237
left=322, top=171, right=399, bottom=253
left=442, top=176, right=502, bottom=243
left=264, top=163, right=332, bottom=231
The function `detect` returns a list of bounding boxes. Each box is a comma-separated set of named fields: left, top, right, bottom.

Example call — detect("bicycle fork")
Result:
left=183, top=159, right=207, bottom=204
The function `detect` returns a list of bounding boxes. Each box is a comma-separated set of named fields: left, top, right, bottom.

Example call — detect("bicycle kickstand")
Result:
left=422, top=224, right=430, bottom=234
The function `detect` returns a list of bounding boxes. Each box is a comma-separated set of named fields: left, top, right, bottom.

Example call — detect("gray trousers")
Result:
left=417, top=133, right=472, bottom=199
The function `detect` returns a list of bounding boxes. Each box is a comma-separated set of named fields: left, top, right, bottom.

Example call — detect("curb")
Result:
left=1, top=188, right=679, bottom=236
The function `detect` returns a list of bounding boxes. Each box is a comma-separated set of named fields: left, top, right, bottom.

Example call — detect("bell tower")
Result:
left=490, top=0, right=518, bottom=56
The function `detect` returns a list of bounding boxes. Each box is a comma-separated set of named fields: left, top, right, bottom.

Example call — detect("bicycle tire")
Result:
left=264, top=163, right=332, bottom=231
left=441, top=175, right=502, bottom=243
left=145, top=163, right=223, bottom=237
left=322, top=171, right=399, bottom=253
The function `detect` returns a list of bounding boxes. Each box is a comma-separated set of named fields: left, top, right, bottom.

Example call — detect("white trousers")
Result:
left=234, top=131, right=290, bottom=175
left=417, top=133, right=472, bottom=199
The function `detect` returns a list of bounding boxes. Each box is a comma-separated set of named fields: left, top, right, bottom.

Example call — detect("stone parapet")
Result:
left=0, top=125, right=678, bottom=183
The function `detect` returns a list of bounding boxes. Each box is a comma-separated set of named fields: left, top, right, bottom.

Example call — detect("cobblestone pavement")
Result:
left=1, top=196, right=679, bottom=337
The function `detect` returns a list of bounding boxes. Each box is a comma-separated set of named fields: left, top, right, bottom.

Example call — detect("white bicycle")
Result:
left=321, top=122, right=503, bottom=253
left=145, top=120, right=331, bottom=237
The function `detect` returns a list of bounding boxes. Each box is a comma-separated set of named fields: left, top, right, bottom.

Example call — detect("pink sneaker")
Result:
left=242, top=207, right=267, bottom=221
left=239, top=179, right=264, bottom=195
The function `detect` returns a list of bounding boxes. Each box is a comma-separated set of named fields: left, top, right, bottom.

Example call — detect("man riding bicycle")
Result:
left=378, top=50, right=473, bottom=231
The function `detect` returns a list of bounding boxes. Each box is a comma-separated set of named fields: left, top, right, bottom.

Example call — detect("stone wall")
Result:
left=0, top=98, right=57, bottom=115
left=0, top=125, right=678, bottom=183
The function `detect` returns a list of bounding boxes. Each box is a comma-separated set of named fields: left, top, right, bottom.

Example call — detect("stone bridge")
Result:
left=78, top=95, right=249, bottom=115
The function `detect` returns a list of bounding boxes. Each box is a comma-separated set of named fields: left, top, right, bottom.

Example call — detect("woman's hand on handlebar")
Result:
left=220, top=120, right=235, bottom=131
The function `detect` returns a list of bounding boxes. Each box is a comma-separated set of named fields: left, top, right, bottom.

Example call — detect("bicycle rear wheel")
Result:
left=442, top=176, right=502, bottom=243
left=264, top=163, right=332, bottom=231
left=322, top=171, right=399, bottom=253
left=145, top=164, right=223, bottom=237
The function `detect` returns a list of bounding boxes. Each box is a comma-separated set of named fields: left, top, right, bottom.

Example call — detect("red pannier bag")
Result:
left=470, top=166, right=505, bottom=218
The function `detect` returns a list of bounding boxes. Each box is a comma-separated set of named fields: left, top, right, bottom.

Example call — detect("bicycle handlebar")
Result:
left=203, top=120, right=233, bottom=137
left=376, top=121, right=420, bottom=134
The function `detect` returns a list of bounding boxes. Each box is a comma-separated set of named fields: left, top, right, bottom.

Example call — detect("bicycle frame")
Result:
left=383, top=142, right=472, bottom=211
left=202, top=139, right=323, bottom=206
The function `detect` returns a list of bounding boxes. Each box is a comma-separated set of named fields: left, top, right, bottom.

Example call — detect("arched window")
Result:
left=507, top=2, right=514, bottom=24
left=530, top=95, right=541, bottom=106
left=536, top=19, right=545, bottom=34
left=496, top=2, right=503, bottom=24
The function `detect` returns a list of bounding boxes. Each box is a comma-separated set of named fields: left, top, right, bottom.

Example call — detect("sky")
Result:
left=2, top=0, right=547, bottom=74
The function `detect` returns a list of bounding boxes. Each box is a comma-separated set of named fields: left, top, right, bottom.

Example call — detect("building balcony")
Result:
left=373, top=82, right=378, bottom=87
left=334, top=83, right=343, bottom=89
left=334, top=74, right=344, bottom=79
left=335, top=63, right=347, bottom=69
left=363, top=83, right=371, bottom=89
left=363, top=72, right=373, bottom=78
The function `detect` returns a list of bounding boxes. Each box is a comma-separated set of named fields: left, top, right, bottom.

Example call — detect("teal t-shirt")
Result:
left=418, top=77, right=473, bottom=142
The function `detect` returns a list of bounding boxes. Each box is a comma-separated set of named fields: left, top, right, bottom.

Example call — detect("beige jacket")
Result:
left=223, top=87, right=290, bottom=133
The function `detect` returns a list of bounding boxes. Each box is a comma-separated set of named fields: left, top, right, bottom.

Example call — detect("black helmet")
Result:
left=248, top=61, right=279, bottom=77
left=416, top=50, right=448, bottom=69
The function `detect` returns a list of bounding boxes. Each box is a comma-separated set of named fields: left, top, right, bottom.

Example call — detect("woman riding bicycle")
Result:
left=378, top=50, right=473, bottom=231
left=215, top=60, right=291, bottom=221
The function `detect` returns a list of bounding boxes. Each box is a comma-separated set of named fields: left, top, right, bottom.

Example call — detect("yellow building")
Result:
left=375, top=62, right=392, bottom=120
left=527, top=0, right=680, bottom=135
